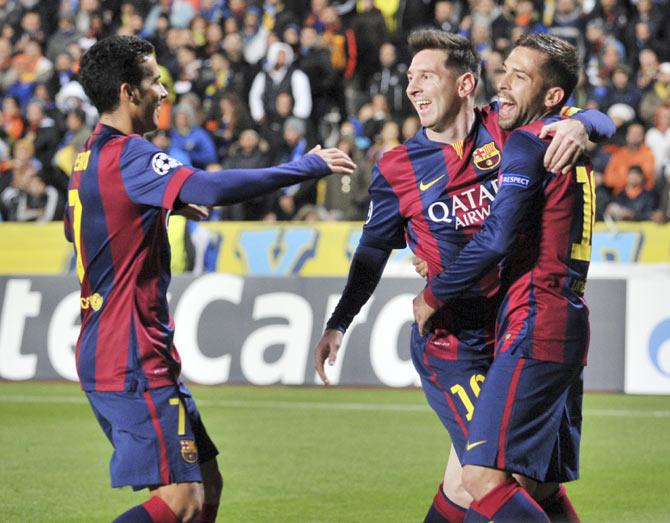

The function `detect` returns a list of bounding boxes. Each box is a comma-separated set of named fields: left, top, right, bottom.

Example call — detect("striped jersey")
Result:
left=361, top=103, right=508, bottom=360
left=426, top=115, right=595, bottom=365
left=64, top=123, right=196, bottom=392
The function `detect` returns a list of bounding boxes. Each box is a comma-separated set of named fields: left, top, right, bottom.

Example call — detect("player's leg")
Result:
left=410, top=325, right=490, bottom=522
left=87, top=385, right=211, bottom=522
left=179, top=383, right=223, bottom=523
left=460, top=353, right=583, bottom=522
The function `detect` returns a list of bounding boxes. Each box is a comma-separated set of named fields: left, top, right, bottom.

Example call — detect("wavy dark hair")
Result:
left=408, top=29, right=481, bottom=83
left=80, top=35, right=155, bottom=114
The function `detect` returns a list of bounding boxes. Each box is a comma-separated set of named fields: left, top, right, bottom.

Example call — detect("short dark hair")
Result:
left=515, top=33, right=579, bottom=106
left=80, top=35, right=155, bottom=114
left=408, top=29, right=481, bottom=83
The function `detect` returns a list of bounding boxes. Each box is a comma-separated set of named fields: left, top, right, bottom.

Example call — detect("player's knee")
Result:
left=461, top=465, right=507, bottom=501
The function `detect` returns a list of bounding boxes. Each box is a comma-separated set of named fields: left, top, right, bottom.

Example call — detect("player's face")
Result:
left=496, top=46, right=549, bottom=130
left=134, top=55, right=168, bottom=135
left=407, top=49, right=460, bottom=132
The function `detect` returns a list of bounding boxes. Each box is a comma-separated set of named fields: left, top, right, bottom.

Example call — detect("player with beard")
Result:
left=66, top=35, right=354, bottom=523
left=413, top=33, right=597, bottom=522
left=315, top=29, right=612, bottom=523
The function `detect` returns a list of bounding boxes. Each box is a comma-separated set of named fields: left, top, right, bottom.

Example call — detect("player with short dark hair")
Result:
left=314, top=28, right=612, bottom=523
left=66, top=35, right=354, bottom=523
left=413, top=32, right=596, bottom=522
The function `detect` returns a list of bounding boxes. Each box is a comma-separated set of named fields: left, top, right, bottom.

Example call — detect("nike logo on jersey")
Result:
left=466, top=440, right=487, bottom=451
left=419, top=174, right=446, bottom=191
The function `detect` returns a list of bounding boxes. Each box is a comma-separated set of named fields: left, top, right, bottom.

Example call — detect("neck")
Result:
left=425, top=98, right=475, bottom=144
left=99, top=111, right=135, bottom=135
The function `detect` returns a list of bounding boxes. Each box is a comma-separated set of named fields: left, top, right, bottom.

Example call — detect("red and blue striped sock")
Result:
left=538, top=485, right=580, bottom=523
left=113, top=496, right=177, bottom=523
left=465, top=478, right=549, bottom=522
left=424, top=482, right=467, bottom=523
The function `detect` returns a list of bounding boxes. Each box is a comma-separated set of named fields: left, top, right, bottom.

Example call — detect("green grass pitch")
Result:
left=0, top=382, right=668, bottom=522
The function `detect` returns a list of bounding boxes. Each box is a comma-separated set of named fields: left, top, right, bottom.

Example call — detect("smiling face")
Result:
left=496, top=46, right=556, bottom=130
left=131, top=55, right=167, bottom=135
left=406, top=49, right=461, bottom=133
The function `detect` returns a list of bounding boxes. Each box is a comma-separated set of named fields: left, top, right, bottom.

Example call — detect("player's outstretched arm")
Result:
left=178, top=146, right=355, bottom=207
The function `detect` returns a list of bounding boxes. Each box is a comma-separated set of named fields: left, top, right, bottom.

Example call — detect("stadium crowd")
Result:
left=0, top=0, right=669, bottom=224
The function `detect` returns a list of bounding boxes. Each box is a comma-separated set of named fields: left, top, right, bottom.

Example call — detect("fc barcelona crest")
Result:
left=180, top=439, right=198, bottom=464
left=473, top=142, right=501, bottom=171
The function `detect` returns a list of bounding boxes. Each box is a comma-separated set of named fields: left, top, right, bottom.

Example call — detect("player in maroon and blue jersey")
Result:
left=413, top=33, right=597, bottom=522
left=314, top=29, right=612, bottom=523
left=65, top=36, right=354, bottom=523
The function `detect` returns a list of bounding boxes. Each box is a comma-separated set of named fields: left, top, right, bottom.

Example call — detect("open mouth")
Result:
left=415, top=99, right=431, bottom=113
left=498, top=98, right=516, bottom=119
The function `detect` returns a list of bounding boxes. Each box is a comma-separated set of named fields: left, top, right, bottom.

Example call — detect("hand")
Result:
left=174, top=204, right=210, bottom=221
left=413, top=291, right=436, bottom=336
left=412, top=256, right=429, bottom=280
left=308, top=144, right=356, bottom=175
left=539, top=119, right=588, bottom=174
left=314, top=328, right=344, bottom=385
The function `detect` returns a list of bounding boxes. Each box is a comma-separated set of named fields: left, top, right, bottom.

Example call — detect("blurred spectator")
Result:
left=595, top=64, right=642, bottom=113
left=432, top=0, right=461, bottom=35
left=262, top=0, right=301, bottom=39
left=604, top=121, right=656, bottom=194
left=46, top=51, right=77, bottom=99
left=170, top=103, right=218, bottom=168
left=636, top=48, right=659, bottom=90
left=221, top=129, right=273, bottom=220
left=248, top=41, right=312, bottom=124
left=262, top=90, right=295, bottom=151
left=206, top=91, right=254, bottom=159
left=351, top=0, right=388, bottom=91
left=587, top=0, right=628, bottom=44
left=1, top=95, right=25, bottom=144
left=400, top=114, right=420, bottom=142
left=318, top=126, right=371, bottom=220
left=606, top=103, right=636, bottom=147
left=273, top=117, right=314, bottom=220
left=46, top=14, right=83, bottom=63
left=546, top=0, right=584, bottom=54
left=645, top=104, right=670, bottom=178
left=366, top=118, right=400, bottom=165
left=52, top=107, right=91, bottom=188
left=298, top=26, right=340, bottom=127
left=222, top=31, right=255, bottom=95
left=0, top=35, right=14, bottom=90
left=369, top=42, right=410, bottom=118
left=652, top=167, right=670, bottom=223
left=24, top=99, right=60, bottom=178
left=594, top=170, right=613, bottom=221
left=605, top=165, right=656, bottom=221
left=639, top=62, right=670, bottom=126
left=174, top=45, right=201, bottom=96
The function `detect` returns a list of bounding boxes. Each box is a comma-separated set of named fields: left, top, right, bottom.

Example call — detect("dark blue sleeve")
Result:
left=569, top=108, right=615, bottom=142
left=119, top=137, right=196, bottom=209
left=326, top=243, right=391, bottom=333
left=178, top=154, right=331, bottom=206
left=427, top=131, right=546, bottom=304
left=360, top=163, right=406, bottom=250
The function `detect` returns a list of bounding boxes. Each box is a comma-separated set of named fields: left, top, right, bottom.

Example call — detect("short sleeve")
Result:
left=360, top=163, right=407, bottom=249
left=119, top=137, right=196, bottom=210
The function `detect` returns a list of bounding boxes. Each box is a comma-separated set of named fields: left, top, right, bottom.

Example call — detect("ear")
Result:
left=120, top=82, right=139, bottom=105
left=457, top=72, right=477, bottom=98
left=544, top=86, right=565, bottom=110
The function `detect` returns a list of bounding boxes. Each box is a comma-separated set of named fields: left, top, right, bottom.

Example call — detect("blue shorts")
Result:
left=462, top=349, right=583, bottom=483
left=86, top=383, right=219, bottom=490
left=411, top=324, right=493, bottom=460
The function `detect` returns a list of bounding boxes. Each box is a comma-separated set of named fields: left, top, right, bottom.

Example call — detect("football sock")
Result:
left=194, top=502, right=219, bottom=522
left=538, top=485, right=580, bottom=523
left=113, top=497, right=178, bottom=523
left=424, top=482, right=467, bottom=523
left=464, top=478, right=550, bottom=522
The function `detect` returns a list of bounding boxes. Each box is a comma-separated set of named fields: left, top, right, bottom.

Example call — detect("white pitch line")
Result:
left=0, top=394, right=669, bottom=418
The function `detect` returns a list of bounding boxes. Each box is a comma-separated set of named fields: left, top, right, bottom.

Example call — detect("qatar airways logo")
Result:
left=427, top=180, right=499, bottom=229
